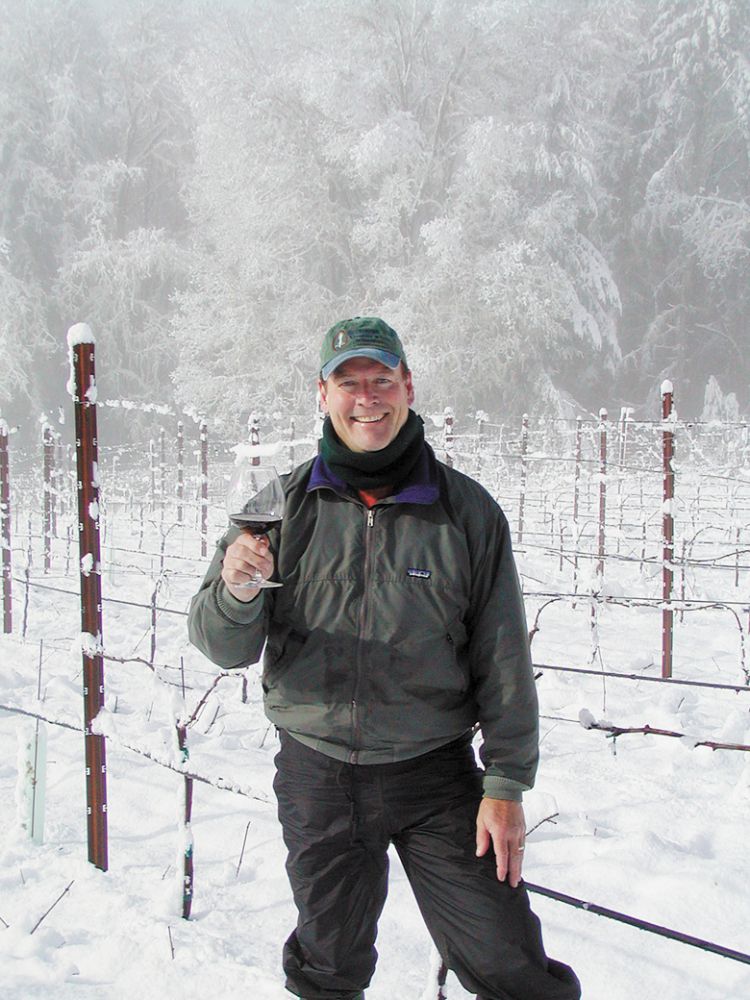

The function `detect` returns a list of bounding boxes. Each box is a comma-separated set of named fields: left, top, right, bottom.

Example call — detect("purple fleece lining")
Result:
left=307, top=445, right=440, bottom=506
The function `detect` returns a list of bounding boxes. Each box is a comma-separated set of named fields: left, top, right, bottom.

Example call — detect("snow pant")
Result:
left=273, top=729, right=581, bottom=1000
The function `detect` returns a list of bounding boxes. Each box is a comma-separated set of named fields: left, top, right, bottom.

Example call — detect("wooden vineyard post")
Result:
left=518, top=413, right=529, bottom=544
left=177, top=724, right=194, bottom=920
left=200, top=419, right=208, bottom=557
left=289, top=418, right=296, bottom=473
left=662, top=381, right=675, bottom=679
left=443, top=407, right=455, bottom=469
left=249, top=413, right=260, bottom=466
left=1, top=416, right=11, bottom=633
left=149, top=438, right=156, bottom=512
left=573, top=416, right=582, bottom=524
left=176, top=420, right=184, bottom=524
left=597, top=409, right=607, bottom=580
left=42, top=421, right=55, bottom=572
left=68, top=324, right=108, bottom=871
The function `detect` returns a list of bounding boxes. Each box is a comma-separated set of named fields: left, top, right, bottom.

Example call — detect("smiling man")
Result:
left=189, top=317, right=580, bottom=1000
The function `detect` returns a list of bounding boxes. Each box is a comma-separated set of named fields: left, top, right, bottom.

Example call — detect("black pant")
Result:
left=274, top=730, right=581, bottom=1000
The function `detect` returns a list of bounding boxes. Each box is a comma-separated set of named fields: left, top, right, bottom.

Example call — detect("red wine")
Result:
left=229, top=512, right=282, bottom=535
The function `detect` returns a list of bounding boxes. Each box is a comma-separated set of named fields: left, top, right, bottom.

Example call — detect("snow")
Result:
left=2, top=459, right=750, bottom=1000
left=66, top=324, right=95, bottom=348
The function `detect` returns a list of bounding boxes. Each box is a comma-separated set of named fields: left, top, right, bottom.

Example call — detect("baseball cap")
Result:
left=320, top=317, right=408, bottom=380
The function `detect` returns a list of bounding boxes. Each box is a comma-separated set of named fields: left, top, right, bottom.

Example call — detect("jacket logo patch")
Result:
left=407, top=567, right=431, bottom=579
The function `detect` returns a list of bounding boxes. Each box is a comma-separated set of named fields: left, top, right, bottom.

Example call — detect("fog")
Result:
left=1, top=0, right=748, bottom=443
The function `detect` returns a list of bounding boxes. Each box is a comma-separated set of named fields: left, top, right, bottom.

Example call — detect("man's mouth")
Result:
left=351, top=414, right=386, bottom=424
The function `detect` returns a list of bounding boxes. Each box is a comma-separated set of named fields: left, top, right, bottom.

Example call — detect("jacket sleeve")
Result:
left=187, top=528, right=270, bottom=669
left=466, top=501, right=539, bottom=801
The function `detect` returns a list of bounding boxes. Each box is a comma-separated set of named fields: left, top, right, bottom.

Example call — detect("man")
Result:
left=189, top=317, right=580, bottom=1000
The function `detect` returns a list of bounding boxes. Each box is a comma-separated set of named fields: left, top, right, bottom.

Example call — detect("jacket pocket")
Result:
left=262, top=625, right=307, bottom=691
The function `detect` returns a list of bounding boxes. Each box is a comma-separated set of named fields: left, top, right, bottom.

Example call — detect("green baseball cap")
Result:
left=320, top=317, right=408, bottom=380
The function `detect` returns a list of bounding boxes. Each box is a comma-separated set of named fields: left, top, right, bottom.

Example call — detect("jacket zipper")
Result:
left=350, top=506, right=376, bottom=763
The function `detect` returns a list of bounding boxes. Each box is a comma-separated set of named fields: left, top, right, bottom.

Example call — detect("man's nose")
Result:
left=356, top=383, right=379, bottom=404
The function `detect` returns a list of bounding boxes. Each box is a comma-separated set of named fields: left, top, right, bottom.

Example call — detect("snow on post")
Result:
left=662, top=383, right=675, bottom=679
left=597, top=409, right=608, bottom=580
left=517, top=413, right=529, bottom=545
left=69, top=325, right=109, bottom=871
left=0, top=415, right=11, bottom=633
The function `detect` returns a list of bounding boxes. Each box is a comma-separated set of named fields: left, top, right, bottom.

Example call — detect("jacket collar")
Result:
left=307, top=442, right=440, bottom=506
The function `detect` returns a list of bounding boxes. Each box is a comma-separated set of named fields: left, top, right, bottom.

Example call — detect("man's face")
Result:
left=319, top=357, right=415, bottom=453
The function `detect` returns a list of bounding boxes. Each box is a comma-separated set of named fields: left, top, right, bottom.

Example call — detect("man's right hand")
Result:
left=221, top=532, right=275, bottom=602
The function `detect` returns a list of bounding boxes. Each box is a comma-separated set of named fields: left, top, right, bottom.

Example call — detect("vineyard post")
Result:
left=249, top=413, right=260, bottom=466
left=200, top=419, right=208, bottom=557
left=443, top=407, right=454, bottom=468
left=573, top=416, right=582, bottom=524
left=475, top=410, right=487, bottom=478
left=55, top=433, right=65, bottom=523
left=735, top=527, right=740, bottom=589
left=176, top=421, right=184, bottom=524
left=149, top=438, right=156, bottom=512
left=0, top=416, right=11, bottom=633
left=42, top=420, right=55, bottom=572
left=518, top=413, right=529, bottom=544
left=160, top=426, right=167, bottom=508
left=68, top=324, right=108, bottom=871
left=662, top=381, right=675, bottom=679
left=177, top=724, right=194, bottom=919
left=617, top=407, right=632, bottom=553
left=597, top=409, right=607, bottom=580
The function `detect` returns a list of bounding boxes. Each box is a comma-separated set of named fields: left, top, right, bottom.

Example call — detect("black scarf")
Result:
left=320, top=410, right=425, bottom=490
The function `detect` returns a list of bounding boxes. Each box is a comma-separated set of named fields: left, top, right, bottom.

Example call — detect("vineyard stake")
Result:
left=518, top=413, right=529, bottom=544
left=0, top=415, right=11, bottom=633
left=662, top=381, right=675, bottom=679
left=249, top=412, right=260, bottom=465
left=199, top=419, right=208, bottom=557
left=176, top=420, right=184, bottom=524
left=443, top=407, right=455, bottom=469
left=288, top=418, right=296, bottom=473
left=42, top=421, right=55, bottom=573
left=69, top=324, right=109, bottom=871
left=597, top=409, right=607, bottom=580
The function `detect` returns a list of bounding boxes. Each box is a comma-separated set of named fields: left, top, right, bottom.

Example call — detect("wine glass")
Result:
left=226, top=462, right=284, bottom=589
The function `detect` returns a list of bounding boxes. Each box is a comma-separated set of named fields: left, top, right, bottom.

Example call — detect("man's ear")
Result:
left=318, top=378, right=329, bottom=412
left=405, top=370, right=415, bottom=407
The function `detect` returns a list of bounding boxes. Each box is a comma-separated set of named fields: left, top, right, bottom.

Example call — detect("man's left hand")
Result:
left=475, top=798, right=526, bottom=887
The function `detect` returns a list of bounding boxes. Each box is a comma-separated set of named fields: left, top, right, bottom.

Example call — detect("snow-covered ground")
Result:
left=2, top=481, right=749, bottom=1000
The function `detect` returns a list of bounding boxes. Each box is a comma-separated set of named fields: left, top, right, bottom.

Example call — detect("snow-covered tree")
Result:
left=610, top=0, right=750, bottom=414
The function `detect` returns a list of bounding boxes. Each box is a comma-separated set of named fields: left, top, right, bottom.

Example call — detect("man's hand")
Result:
left=221, top=532, right=275, bottom=602
left=475, top=798, right=526, bottom=887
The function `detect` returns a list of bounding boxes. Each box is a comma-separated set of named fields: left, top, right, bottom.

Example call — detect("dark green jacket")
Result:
left=188, top=444, right=538, bottom=799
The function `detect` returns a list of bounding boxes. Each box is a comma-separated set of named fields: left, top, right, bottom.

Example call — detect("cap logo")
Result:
left=333, top=329, right=350, bottom=351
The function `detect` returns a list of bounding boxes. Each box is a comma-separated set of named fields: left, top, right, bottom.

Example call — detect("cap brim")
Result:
left=321, top=349, right=401, bottom=380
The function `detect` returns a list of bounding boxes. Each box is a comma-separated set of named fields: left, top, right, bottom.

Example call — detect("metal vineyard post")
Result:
left=70, top=330, right=109, bottom=871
